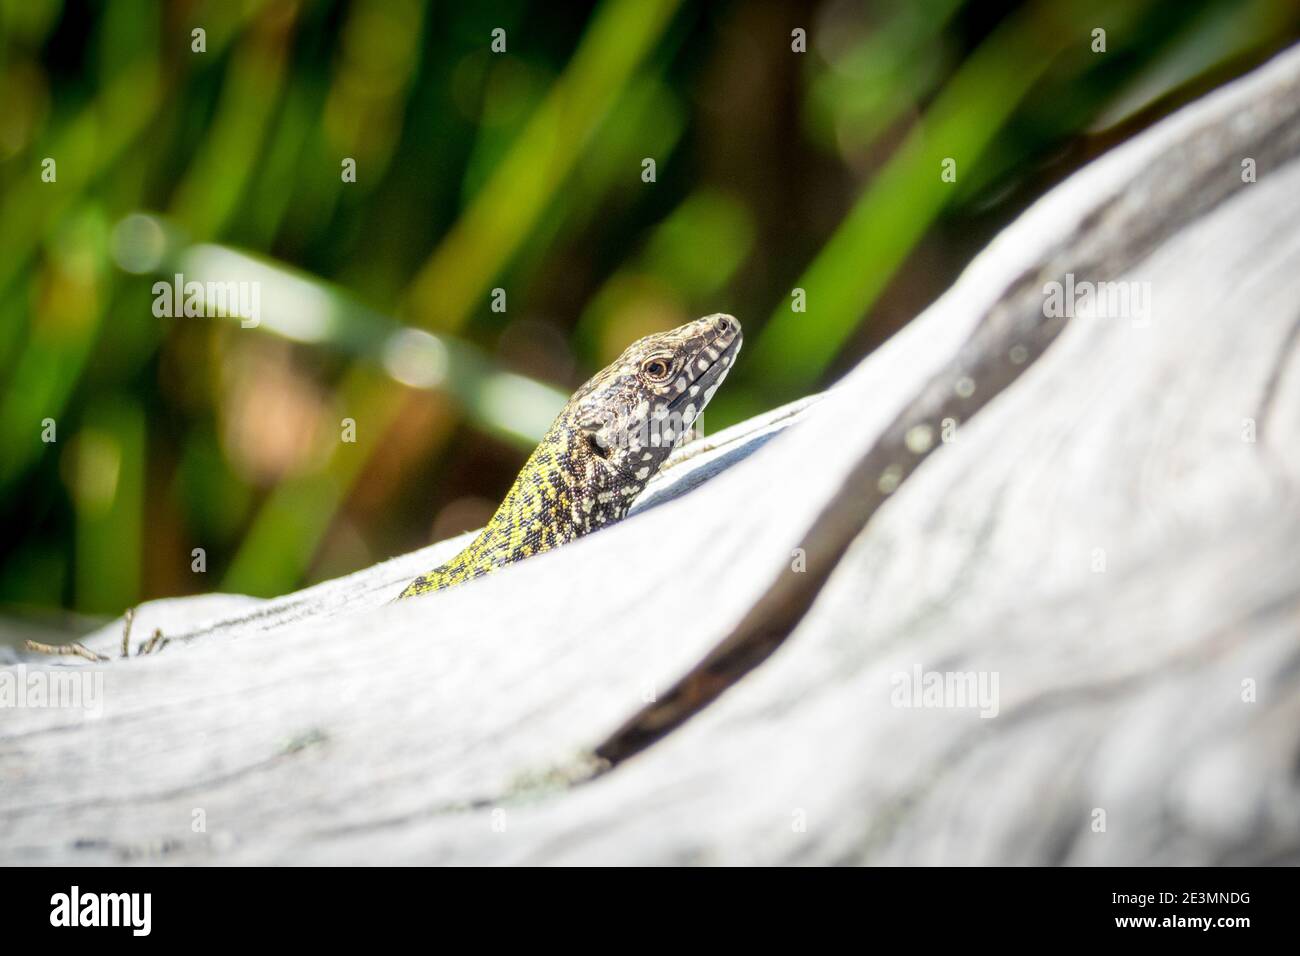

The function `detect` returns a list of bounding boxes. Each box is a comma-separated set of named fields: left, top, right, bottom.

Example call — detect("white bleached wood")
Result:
left=3, top=45, right=1299, bottom=865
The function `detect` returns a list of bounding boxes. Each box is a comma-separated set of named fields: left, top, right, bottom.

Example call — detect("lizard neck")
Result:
left=397, top=420, right=645, bottom=597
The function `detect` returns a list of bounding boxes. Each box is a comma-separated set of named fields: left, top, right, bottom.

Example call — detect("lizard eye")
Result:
left=641, top=357, right=673, bottom=382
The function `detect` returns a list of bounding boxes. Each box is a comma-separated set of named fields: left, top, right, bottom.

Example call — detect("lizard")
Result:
left=397, top=313, right=742, bottom=597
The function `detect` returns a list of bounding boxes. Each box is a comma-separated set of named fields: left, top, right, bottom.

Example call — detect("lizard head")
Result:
left=570, top=313, right=742, bottom=482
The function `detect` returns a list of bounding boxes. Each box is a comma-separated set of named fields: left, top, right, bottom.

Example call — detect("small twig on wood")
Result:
left=121, top=606, right=135, bottom=658
left=21, top=606, right=170, bottom=663
left=138, top=629, right=168, bottom=656
left=22, top=640, right=109, bottom=663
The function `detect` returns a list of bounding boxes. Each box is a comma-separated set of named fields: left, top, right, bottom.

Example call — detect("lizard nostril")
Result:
left=713, top=315, right=734, bottom=335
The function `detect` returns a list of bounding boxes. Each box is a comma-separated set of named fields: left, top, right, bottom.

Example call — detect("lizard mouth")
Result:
left=669, top=322, right=742, bottom=416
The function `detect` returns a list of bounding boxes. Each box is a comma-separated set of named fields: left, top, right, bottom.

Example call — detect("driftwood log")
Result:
left=3, top=44, right=1300, bottom=865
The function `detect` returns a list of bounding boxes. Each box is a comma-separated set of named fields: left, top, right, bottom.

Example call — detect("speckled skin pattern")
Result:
left=398, top=314, right=742, bottom=598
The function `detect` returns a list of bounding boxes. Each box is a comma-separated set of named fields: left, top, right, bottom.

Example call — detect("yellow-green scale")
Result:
left=397, top=429, right=583, bottom=597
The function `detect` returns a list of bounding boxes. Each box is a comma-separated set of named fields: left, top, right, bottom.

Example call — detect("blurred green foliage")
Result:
left=0, top=0, right=1296, bottom=620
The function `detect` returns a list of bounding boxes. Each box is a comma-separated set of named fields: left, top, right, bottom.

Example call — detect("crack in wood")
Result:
left=594, top=52, right=1300, bottom=767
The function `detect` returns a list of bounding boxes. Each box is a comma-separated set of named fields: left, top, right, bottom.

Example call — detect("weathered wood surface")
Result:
left=3, top=45, right=1300, bottom=865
